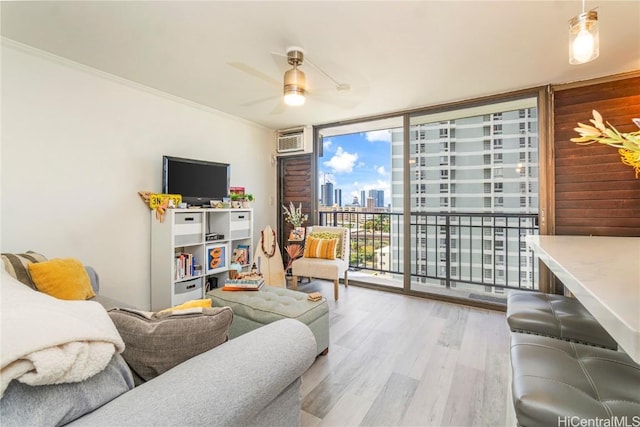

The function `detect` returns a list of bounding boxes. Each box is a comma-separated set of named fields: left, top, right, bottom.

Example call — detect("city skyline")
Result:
left=318, top=130, right=393, bottom=207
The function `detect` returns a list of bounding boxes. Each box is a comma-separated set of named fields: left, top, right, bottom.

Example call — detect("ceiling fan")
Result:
left=229, top=46, right=366, bottom=112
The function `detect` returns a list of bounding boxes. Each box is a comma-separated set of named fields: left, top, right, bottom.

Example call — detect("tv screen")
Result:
left=162, top=156, right=230, bottom=207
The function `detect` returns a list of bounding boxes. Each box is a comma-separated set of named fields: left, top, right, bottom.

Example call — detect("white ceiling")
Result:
left=2, top=1, right=639, bottom=130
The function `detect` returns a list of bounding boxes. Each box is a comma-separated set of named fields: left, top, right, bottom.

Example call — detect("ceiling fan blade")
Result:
left=240, top=95, right=280, bottom=107
left=228, top=62, right=280, bottom=87
left=269, top=50, right=287, bottom=59
left=308, top=83, right=369, bottom=109
left=311, top=93, right=360, bottom=109
left=269, top=101, right=286, bottom=115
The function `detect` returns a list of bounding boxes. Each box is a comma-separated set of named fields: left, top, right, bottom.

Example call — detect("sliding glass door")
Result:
left=316, top=117, right=405, bottom=288
left=408, top=97, right=540, bottom=303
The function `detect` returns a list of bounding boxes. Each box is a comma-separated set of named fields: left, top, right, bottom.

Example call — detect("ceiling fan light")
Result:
left=569, top=10, right=599, bottom=64
left=284, top=91, right=306, bottom=106
left=283, top=67, right=307, bottom=106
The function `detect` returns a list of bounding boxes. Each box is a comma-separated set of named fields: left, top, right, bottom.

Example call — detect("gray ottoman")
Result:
left=207, top=285, right=329, bottom=356
left=507, top=291, right=617, bottom=349
left=510, top=332, right=640, bottom=427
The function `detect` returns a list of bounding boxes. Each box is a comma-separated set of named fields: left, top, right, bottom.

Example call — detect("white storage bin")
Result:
left=230, top=211, right=251, bottom=239
left=172, top=277, right=203, bottom=306
left=174, top=212, right=203, bottom=246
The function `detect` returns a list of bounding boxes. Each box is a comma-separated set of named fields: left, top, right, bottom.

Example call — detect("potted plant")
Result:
left=242, top=194, right=254, bottom=208
left=282, top=202, right=308, bottom=241
left=230, top=193, right=243, bottom=208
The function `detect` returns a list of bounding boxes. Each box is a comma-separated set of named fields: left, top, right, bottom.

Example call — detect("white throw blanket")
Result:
left=0, top=269, right=125, bottom=397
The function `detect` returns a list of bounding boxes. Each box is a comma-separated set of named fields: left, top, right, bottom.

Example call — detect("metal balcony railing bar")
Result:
left=319, top=210, right=539, bottom=293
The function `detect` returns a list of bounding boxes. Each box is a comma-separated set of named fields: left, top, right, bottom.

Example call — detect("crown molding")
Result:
left=1, top=37, right=270, bottom=131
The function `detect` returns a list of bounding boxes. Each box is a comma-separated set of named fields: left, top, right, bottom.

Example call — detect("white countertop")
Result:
left=525, top=235, right=640, bottom=363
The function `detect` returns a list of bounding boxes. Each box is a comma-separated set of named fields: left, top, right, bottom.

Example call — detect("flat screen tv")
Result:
left=162, top=155, right=230, bottom=207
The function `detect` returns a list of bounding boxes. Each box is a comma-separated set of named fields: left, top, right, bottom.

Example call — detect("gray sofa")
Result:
left=1, top=263, right=317, bottom=426
left=70, top=319, right=317, bottom=426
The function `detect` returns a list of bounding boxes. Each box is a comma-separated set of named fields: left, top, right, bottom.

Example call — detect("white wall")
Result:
left=1, top=42, right=277, bottom=309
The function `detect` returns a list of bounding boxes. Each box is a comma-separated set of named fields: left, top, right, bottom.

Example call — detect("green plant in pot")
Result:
left=230, top=193, right=243, bottom=208
left=242, top=194, right=254, bottom=208
left=230, top=193, right=254, bottom=208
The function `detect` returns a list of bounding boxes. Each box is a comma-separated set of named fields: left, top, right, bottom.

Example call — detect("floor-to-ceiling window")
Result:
left=313, top=91, right=542, bottom=306
left=407, top=97, right=540, bottom=304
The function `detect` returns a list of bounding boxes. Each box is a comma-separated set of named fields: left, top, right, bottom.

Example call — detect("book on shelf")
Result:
left=175, top=252, right=196, bottom=280
left=234, top=244, right=251, bottom=266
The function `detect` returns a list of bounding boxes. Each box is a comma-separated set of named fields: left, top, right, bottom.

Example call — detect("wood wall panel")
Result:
left=552, top=75, right=640, bottom=237
left=277, top=154, right=314, bottom=251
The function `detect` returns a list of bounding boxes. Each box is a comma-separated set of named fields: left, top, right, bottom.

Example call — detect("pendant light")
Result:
left=569, top=1, right=599, bottom=64
left=283, top=48, right=306, bottom=106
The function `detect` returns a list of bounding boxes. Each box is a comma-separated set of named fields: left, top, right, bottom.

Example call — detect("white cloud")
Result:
left=323, top=138, right=333, bottom=151
left=323, top=147, right=358, bottom=174
left=376, top=166, right=388, bottom=176
left=365, top=130, right=392, bottom=143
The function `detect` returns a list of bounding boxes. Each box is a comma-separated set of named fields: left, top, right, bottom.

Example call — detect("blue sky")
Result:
left=318, top=130, right=392, bottom=207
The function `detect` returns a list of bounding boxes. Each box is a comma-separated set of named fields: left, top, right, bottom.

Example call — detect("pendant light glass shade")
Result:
left=569, top=10, right=599, bottom=64
left=283, top=67, right=306, bottom=106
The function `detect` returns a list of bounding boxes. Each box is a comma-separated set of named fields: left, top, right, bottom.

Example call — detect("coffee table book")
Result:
left=222, top=277, right=264, bottom=291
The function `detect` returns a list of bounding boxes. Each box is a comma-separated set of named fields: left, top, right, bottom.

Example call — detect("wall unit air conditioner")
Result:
left=275, top=126, right=313, bottom=156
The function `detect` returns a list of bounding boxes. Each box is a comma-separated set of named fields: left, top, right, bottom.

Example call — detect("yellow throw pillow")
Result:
left=28, top=258, right=96, bottom=300
left=309, top=232, right=342, bottom=258
left=158, top=298, right=212, bottom=314
left=303, top=236, right=339, bottom=260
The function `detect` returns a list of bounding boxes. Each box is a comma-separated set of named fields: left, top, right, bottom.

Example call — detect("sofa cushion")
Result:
left=0, top=353, right=134, bottom=427
left=303, top=236, right=338, bottom=260
left=108, top=306, right=233, bottom=384
left=1, top=251, right=47, bottom=290
left=28, top=258, right=96, bottom=300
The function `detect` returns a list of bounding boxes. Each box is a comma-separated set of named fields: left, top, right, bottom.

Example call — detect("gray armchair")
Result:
left=291, top=226, right=350, bottom=300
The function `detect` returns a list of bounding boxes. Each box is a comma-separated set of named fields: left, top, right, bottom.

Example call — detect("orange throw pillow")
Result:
left=28, top=258, right=96, bottom=300
left=303, top=236, right=338, bottom=260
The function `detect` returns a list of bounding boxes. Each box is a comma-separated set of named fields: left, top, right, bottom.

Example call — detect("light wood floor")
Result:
left=295, top=280, right=516, bottom=427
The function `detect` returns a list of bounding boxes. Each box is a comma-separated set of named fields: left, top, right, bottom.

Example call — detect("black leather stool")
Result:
left=507, top=291, right=617, bottom=349
left=510, top=332, right=640, bottom=427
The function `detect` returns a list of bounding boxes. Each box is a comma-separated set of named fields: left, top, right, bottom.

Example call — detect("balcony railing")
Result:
left=319, top=210, right=539, bottom=294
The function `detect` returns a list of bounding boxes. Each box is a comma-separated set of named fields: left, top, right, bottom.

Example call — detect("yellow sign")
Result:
left=149, top=193, right=182, bottom=209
